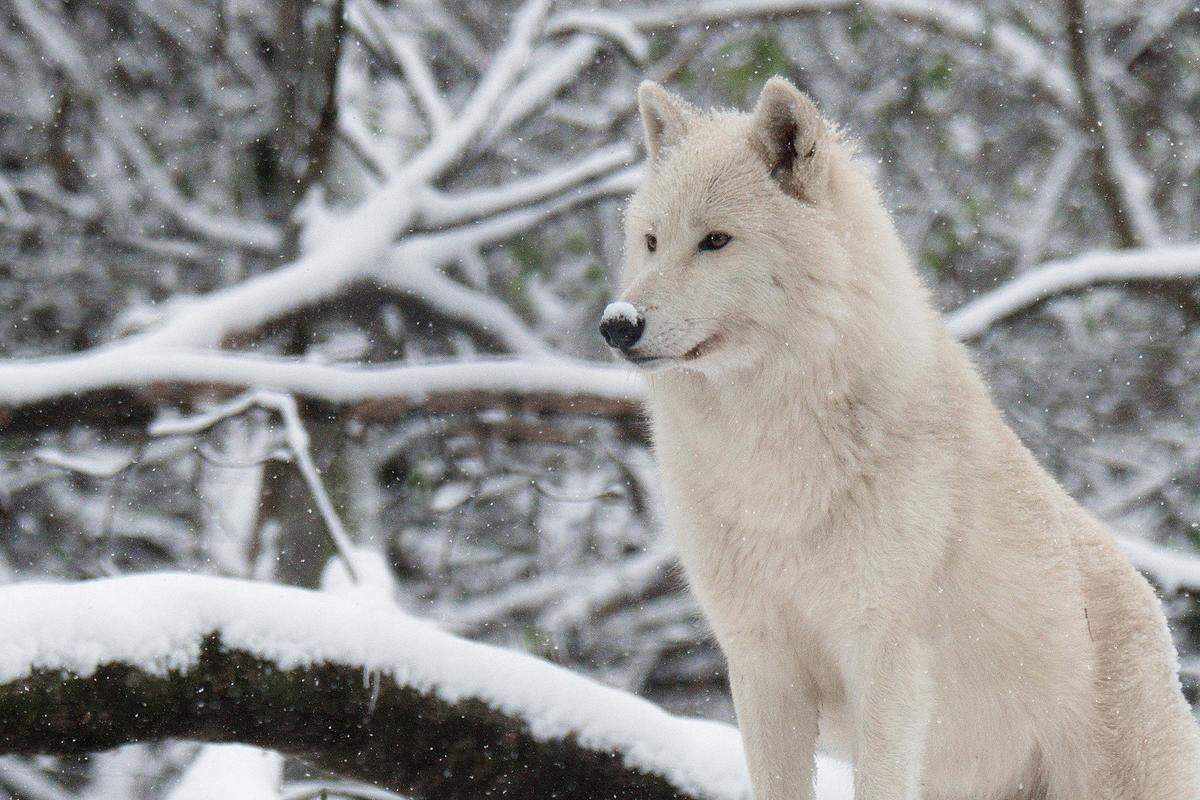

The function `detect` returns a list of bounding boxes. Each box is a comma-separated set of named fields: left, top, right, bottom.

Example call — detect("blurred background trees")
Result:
left=1, top=0, right=1199, bottom=796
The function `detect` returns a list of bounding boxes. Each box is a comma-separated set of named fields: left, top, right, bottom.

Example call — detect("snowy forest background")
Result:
left=1, top=0, right=1199, bottom=798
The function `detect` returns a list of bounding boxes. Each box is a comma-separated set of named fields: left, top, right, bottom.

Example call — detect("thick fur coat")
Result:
left=609, top=77, right=1200, bottom=799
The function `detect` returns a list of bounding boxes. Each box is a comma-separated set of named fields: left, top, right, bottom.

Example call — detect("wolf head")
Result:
left=602, top=77, right=926, bottom=381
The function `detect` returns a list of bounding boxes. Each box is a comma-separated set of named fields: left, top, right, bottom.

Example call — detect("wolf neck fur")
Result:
left=646, top=221, right=942, bottom=536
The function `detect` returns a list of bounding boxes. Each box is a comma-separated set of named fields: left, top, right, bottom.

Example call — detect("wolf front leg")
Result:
left=853, top=638, right=932, bottom=800
left=727, top=651, right=820, bottom=800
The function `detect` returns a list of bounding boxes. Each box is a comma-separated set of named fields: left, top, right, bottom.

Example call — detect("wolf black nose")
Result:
left=599, top=302, right=645, bottom=350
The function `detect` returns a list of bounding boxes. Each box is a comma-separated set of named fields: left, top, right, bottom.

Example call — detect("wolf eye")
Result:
left=645, top=233, right=657, bottom=253
left=699, top=231, right=731, bottom=251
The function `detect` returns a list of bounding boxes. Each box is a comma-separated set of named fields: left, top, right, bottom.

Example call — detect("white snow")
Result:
left=0, top=352, right=646, bottom=409
left=0, top=573, right=852, bottom=800
left=601, top=301, right=640, bottom=325
left=166, top=745, right=282, bottom=800
left=1115, top=534, right=1200, bottom=595
left=320, top=548, right=399, bottom=607
left=30, top=446, right=133, bottom=478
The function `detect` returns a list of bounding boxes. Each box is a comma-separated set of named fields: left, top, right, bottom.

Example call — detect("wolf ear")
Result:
left=750, top=77, right=829, bottom=200
left=638, top=81, right=695, bottom=161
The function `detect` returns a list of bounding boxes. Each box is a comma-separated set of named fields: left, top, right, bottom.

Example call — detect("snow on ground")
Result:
left=166, top=745, right=282, bottom=800
left=0, top=573, right=852, bottom=800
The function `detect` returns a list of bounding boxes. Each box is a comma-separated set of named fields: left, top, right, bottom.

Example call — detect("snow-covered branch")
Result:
left=597, top=0, right=1075, bottom=106
left=0, top=353, right=645, bottom=433
left=946, top=243, right=1200, bottom=339
left=0, top=573, right=854, bottom=800
left=5, top=244, right=1198, bottom=424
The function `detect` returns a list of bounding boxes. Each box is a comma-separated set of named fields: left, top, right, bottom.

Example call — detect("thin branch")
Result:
left=485, top=35, right=602, bottom=145
left=946, top=243, right=1200, bottom=339
left=595, top=0, right=1075, bottom=107
left=350, top=1, right=450, bottom=136
left=27, top=447, right=136, bottom=479
left=415, top=144, right=636, bottom=229
left=401, top=0, right=550, bottom=183
left=151, top=390, right=360, bottom=582
left=546, top=11, right=649, bottom=64
left=1064, top=0, right=1162, bottom=248
left=383, top=261, right=555, bottom=359
left=1014, top=139, right=1084, bottom=271
left=293, top=0, right=350, bottom=211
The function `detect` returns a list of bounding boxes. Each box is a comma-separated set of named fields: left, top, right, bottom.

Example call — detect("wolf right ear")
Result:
left=638, top=81, right=696, bottom=161
left=750, top=77, right=829, bottom=201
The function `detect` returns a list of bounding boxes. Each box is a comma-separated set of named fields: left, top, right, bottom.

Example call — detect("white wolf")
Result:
left=600, top=77, right=1200, bottom=800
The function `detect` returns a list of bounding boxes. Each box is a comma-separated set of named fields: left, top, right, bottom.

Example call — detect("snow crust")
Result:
left=0, top=573, right=851, bottom=799
left=601, top=301, right=640, bottom=324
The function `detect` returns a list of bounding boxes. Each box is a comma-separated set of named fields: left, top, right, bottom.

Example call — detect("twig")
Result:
left=150, top=390, right=360, bottom=582
left=946, top=243, right=1200, bottom=339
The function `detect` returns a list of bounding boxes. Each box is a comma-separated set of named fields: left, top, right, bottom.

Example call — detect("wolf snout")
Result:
left=599, top=301, right=645, bottom=351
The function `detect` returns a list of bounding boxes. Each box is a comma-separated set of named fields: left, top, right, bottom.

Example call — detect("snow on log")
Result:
left=0, top=573, right=855, bottom=799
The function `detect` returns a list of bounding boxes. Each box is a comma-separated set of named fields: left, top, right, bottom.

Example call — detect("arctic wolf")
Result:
left=601, top=77, right=1200, bottom=800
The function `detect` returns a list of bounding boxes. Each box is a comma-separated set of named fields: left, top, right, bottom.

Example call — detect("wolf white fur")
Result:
left=610, top=77, right=1200, bottom=800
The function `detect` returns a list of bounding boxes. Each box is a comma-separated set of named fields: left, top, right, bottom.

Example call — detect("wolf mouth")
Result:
left=622, top=332, right=724, bottom=369
left=683, top=332, right=723, bottom=360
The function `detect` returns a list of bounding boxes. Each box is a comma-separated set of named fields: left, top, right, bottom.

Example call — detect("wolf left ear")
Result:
left=750, top=77, right=829, bottom=201
left=638, top=81, right=696, bottom=162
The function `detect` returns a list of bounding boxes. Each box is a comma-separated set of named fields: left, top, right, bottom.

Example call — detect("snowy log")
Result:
left=0, top=574, right=855, bottom=799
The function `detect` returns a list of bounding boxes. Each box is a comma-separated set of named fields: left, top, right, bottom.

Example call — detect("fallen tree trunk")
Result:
left=0, top=574, right=790, bottom=800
